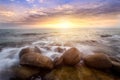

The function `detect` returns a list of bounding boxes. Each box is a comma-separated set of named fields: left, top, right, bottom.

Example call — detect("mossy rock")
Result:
left=44, top=65, right=116, bottom=80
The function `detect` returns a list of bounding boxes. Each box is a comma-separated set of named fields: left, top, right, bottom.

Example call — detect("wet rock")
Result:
left=21, top=33, right=39, bottom=36
left=84, top=53, right=112, bottom=69
left=13, top=66, right=39, bottom=80
left=54, top=56, right=64, bottom=66
left=19, top=47, right=31, bottom=58
left=0, top=47, right=2, bottom=52
left=109, top=56, right=120, bottom=63
left=111, top=61, right=120, bottom=73
left=49, top=43, right=61, bottom=46
left=34, top=46, right=41, bottom=53
left=31, top=76, right=42, bottom=80
left=20, top=52, right=53, bottom=69
left=19, top=47, right=41, bottom=58
left=54, top=47, right=65, bottom=53
left=44, top=65, right=115, bottom=80
left=100, top=34, right=112, bottom=37
left=62, top=47, right=83, bottom=65
left=51, top=54, right=59, bottom=60
left=41, top=46, right=51, bottom=51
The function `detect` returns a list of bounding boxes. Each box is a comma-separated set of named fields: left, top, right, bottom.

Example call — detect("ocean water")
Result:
left=0, top=28, right=120, bottom=80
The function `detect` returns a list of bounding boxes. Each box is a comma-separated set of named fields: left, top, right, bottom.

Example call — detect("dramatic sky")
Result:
left=0, top=0, right=120, bottom=28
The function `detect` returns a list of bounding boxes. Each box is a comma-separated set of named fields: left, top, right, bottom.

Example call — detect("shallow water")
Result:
left=0, top=28, right=120, bottom=80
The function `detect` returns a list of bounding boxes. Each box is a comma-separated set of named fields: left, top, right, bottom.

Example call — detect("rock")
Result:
left=20, top=52, right=53, bottom=69
left=109, top=56, right=120, bottom=63
left=51, top=54, right=59, bottom=60
left=14, top=66, right=39, bottom=79
left=19, top=47, right=31, bottom=58
left=62, top=47, right=82, bottom=65
left=84, top=53, right=112, bottom=69
left=0, top=47, right=2, bottom=52
left=49, top=43, right=61, bottom=46
left=41, top=46, right=51, bottom=50
left=111, top=61, right=120, bottom=73
left=19, top=47, right=41, bottom=58
left=34, top=46, right=42, bottom=53
left=54, top=47, right=65, bottom=53
left=54, top=56, right=64, bottom=66
left=44, top=65, right=115, bottom=80
left=30, top=76, right=42, bottom=80
left=100, top=34, right=112, bottom=37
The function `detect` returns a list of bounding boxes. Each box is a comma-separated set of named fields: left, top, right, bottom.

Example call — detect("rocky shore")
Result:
left=11, top=46, right=120, bottom=80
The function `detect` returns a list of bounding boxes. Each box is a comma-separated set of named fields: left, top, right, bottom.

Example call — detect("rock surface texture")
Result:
left=84, top=53, right=112, bottom=69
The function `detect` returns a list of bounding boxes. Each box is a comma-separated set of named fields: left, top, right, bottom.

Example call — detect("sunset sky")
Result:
left=0, top=0, right=120, bottom=29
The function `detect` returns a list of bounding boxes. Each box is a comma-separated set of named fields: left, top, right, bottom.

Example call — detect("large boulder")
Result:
left=19, top=47, right=31, bottom=58
left=84, top=53, right=112, bottom=69
left=62, top=47, right=83, bottom=65
left=19, top=46, right=41, bottom=58
left=20, top=52, right=53, bottom=69
left=13, top=66, right=39, bottom=80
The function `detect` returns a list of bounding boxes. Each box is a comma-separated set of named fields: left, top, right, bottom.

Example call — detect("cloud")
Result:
left=0, top=0, right=120, bottom=27
left=0, top=6, right=17, bottom=22
left=22, top=1, right=120, bottom=23
left=55, top=4, right=73, bottom=11
left=26, top=0, right=44, bottom=3
left=0, top=11, right=15, bottom=17
left=39, top=0, right=44, bottom=3
left=26, top=0, right=35, bottom=3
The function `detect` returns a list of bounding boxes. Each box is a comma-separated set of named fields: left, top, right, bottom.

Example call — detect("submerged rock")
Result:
left=100, top=34, right=112, bottom=37
left=20, top=52, right=53, bottom=69
left=54, top=47, right=65, bottom=53
left=0, top=47, right=2, bottom=52
left=41, top=46, right=51, bottom=51
left=64, top=42, right=74, bottom=47
left=62, top=47, right=83, bottom=65
left=51, top=54, right=60, bottom=60
left=84, top=53, right=112, bottom=69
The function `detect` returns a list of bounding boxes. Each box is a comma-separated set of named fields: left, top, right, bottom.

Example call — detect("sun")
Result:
left=53, top=20, right=74, bottom=29
left=36, top=19, right=75, bottom=28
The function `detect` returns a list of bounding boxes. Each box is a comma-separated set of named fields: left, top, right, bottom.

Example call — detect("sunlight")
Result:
left=40, top=19, right=74, bottom=29
left=56, top=21, right=73, bottom=28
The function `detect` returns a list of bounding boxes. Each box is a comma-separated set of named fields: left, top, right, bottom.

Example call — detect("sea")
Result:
left=0, top=28, right=120, bottom=80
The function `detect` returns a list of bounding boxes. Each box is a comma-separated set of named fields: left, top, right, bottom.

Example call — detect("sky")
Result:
left=0, top=0, right=120, bottom=29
